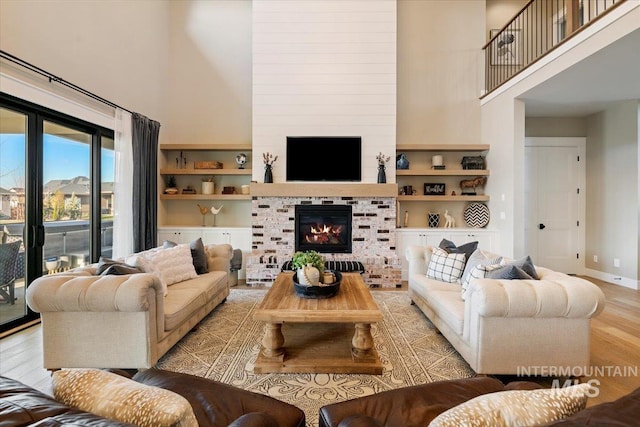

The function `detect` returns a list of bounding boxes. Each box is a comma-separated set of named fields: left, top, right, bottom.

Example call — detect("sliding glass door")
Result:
left=0, top=107, right=28, bottom=327
left=42, top=121, right=92, bottom=273
left=0, top=94, right=114, bottom=334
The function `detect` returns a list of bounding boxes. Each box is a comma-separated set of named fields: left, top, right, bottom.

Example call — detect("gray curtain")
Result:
left=132, top=113, right=160, bottom=252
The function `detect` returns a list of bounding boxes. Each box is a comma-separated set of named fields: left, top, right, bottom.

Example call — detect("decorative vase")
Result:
left=264, top=164, right=273, bottom=183
left=297, top=263, right=320, bottom=286
left=428, top=212, right=440, bottom=228
left=202, top=181, right=214, bottom=195
left=396, top=153, right=409, bottom=169
left=377, top=164, right=386, bottom=184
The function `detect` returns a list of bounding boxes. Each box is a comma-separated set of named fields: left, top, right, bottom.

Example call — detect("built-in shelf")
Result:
left=396, top=144, right=489, bottom=152
left=160, top=194, right=252, bottom=200
left=396, top=195, right=489, bottom=202
left=160, top=143, right=252, bottom=151
left=160, top=168, right=252, bottom=175
left=396, top=169, right=490, bottom=176
left=251, top=183, right=398, bottom=197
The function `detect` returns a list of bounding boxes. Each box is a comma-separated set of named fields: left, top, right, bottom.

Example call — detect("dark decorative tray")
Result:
left=293, top=270, right=342, bottom=299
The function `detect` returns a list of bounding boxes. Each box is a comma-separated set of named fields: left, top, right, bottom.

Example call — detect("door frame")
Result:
left=524, top=137, right=586, bottom=274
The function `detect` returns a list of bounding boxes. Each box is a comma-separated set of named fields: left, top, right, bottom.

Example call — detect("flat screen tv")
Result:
left=286, top=136, right=361, bottom=182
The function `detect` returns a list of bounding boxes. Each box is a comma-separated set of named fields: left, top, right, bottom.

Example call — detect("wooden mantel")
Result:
left=251, top=183, right=397, bottom=198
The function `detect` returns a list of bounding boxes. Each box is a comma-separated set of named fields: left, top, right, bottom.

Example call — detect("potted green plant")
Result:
left=291, top=250, right=324, bottom=286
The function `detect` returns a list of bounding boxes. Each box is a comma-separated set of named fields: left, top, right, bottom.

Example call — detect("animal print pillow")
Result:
left=428, top=383, right=591, bottom=427
left=52, top=369, right=198, bottom=427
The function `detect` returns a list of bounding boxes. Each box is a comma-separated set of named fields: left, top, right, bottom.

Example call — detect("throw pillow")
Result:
left=101, top=264, right=143, bottom=276
left=460, top=249, right=502, bottom=290
left=486, top=264, right=534, bottom=280
left=439, top=239, right=478, bottom=267
left=428, top=383, right=591, bottom=427
left=52, top=369, right=198, bottom=427
left=190, top=237, right=209, bottom=275
left=502, top=255, right=539, bottom=279
left=129, top=244, right=198, bottom=296
left=427, top=247, right=466, bottom=283
left=461, top=263, right=502, bottom=300
left=147, top=243, right=198, bottom=287
left=163, top=240, right=178, bottom=248
left=96, top=257, right=141, bottom=276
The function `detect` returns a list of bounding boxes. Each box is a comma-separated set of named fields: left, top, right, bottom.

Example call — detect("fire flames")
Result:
left=304, top=224, right=343, bottom=244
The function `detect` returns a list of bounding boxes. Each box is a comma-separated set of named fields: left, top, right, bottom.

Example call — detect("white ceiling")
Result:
left=521, top=27, right=640, bottom=117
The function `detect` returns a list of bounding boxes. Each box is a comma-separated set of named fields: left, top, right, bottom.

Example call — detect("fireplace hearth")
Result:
left=295, top=205, right=352, bottom=253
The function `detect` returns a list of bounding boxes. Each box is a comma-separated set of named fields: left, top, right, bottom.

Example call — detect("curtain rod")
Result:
left=0, top=49, right=133, bottom=115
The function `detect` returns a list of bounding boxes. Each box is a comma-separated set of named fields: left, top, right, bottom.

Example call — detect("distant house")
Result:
left=42, top=176, right=114, bottom=219
left=0, top=186, right=11, bottom=220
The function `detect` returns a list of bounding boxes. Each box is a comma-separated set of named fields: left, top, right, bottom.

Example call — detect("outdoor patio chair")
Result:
left=0, top=240, right=21, bottom=305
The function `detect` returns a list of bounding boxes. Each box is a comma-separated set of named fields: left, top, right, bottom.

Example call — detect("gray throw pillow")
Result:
left=96, top=257, right=141, bottom=276
left=163, top=240, right=178, bottom=248
left=190, top=238, right=208, bottom=275
left=100, top=264, right=143, bottom=276
left=505, top=255, right=539, bottom=279
left=439, top=239, right=478, bottom=265
left=486, top=264, right=534, bottom=280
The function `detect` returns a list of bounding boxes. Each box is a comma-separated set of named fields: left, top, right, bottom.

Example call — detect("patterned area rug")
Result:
left=156, top=289, right=474, bottom=426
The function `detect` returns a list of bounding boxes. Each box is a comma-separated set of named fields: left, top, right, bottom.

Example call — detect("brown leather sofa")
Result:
left=318, top=376, right=640, bottom=427
left=0, top=369, right=305, bottom=427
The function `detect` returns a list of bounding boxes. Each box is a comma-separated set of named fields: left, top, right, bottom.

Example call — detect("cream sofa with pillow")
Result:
left=26, top=241, right=232, bottom=370
left=406, top=244, right=606, bottom=375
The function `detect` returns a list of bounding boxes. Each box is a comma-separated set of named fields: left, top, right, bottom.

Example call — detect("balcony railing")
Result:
left=483, top=0, right=625, bottom=95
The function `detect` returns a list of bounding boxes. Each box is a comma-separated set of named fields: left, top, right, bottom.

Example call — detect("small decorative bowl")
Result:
left=293, top=270, right=342, bottom=299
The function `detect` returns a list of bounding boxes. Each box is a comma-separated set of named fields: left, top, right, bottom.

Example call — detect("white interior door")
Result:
left=525, top=138, right=585, bottom=274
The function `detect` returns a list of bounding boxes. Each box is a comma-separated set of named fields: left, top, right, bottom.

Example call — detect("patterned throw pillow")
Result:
left=461, top=263, right=502, bottom=300
left=148, top=244, right=198, bottom=286
left=460, top=249, right=502, bottom=290
left=427, top=247, right=466, bottom=283
left=127, top=244, right=198, bottom=297
left=428, top=383, right=591, bottom=427
left=53, top=369, right=198, bottom=427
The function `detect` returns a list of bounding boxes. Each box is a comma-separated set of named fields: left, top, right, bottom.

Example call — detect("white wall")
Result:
left=482, top=2, right=640, bottom=261
left=397, top=0, right=485, bottom=146
left=526, top=117, right=588, bottom=137
left=486, top=0, right=529, bottom=35
left=585, top=101, right=639, bottom=286
left=0, top=0, right=169, bottom=129
left=166, top=1, right=252, bottom=145
left=252, top=0, right=397, bottom=184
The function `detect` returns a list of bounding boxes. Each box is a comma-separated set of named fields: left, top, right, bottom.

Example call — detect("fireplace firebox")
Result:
left=295, top=205, right=352, bottom=253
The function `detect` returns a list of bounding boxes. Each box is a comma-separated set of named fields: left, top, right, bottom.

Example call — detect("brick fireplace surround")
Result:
left=247, top=196, right=401, bottom=288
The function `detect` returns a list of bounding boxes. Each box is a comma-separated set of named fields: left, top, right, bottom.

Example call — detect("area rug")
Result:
left=156, top=289, right=474, bottom=426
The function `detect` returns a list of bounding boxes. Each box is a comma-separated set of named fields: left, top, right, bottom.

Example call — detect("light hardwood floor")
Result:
left=1, top=277, right=638, bottom=407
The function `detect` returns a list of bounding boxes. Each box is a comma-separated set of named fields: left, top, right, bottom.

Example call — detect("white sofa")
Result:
left=26, top=243, right=232, bottom=370
left=406, top=245, right=606, bottom=375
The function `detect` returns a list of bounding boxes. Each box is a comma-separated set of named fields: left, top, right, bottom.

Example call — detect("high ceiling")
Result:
left=521, top=27, right=640, bottom=117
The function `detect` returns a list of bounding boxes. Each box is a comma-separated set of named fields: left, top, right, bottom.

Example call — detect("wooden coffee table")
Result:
left=253, top=271, right=383, bottom=374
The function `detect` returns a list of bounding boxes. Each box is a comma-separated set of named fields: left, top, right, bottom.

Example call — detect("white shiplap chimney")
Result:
left=252, top=0, right=397, bottom=183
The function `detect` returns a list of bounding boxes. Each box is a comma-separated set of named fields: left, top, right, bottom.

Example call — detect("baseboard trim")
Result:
left=584, top=268, right=639, bottom=290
